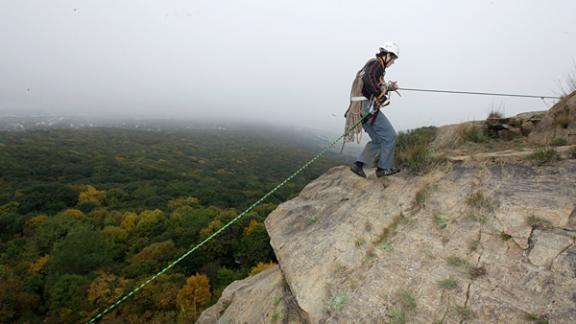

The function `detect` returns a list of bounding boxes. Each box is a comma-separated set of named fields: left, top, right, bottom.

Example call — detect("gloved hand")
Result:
left=387, top=81, right=399, bottom=91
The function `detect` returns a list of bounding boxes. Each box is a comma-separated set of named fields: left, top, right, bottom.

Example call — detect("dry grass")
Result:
left=414, top=183, right=435, bottom=209
left=446, top=256, right=470, bottom=268
left=468, top=239, right=480, bottom=252
left=560, top=63, right=576, bottom=96
left=433, top=212, right=448, bottom=229
left=455, top=305, right=475, bottom=320
left=488, top=110, right=503, bottom=119
left=374, top=213, right=405, bottom=246
left=437, top=277, right=458, bottom=290
left=554, top=112, right=571, bottom=129
left=466, top=190, right=495, bottom=211
left=469, top=266, right=487, bottom=279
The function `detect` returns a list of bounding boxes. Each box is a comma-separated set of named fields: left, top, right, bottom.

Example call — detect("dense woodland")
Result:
left=0, top=126, right=344, bottom=323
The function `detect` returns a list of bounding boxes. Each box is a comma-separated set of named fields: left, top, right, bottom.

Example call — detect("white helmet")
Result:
left=379, top=42, right=399, bottom=58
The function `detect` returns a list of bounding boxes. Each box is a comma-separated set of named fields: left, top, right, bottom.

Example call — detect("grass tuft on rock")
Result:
left=437, top=277, right=458, bottom=290
left=394, top=127, right=443, bottom=175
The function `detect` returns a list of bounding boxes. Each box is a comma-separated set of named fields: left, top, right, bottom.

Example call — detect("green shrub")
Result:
left=527, top=148, right=560, bottom=166
left=500, top=232, right=512, bottom=241
left=550, top=138, right=568, bottom=147
left=462, top=125, right=488, bottom=143
left=394, top=127, right=442, bottom=175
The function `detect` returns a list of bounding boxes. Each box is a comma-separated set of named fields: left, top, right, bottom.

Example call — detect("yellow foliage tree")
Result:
left=176, top=274, right=211, bottom=321
left=0, top=201, right=19, bottom=214
left=199, top=220, right=223, bottom=239
left=101, top=226, right=128, bottom=242
left=23, top=214, right=49, bottom=236
left=63, top=208, right=84, bottom=219
left=28, top=255, right=49, bottom=273
left=138, top=274, right=181, bottom=311
left=243, top=220, right=265, bottom=237
left=136, top=209, right=164, bottom=232
left=249, top=261, right=276, bottom=276
left=130, top=240, right=175, bottom=265
left=26, top=214, right=48, bottom=227
left=78, top=185, right=106, bottom=205
left=120, top=212, right=138, bottom=232
left=87, top=271, right=127, bottom=307
left=167, top=196, right=200, bottom=209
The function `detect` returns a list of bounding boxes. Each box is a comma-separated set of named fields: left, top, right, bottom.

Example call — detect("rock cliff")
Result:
left=198, top=91, right=576, bottom=323
left=199, top=159, right=576, bottom=323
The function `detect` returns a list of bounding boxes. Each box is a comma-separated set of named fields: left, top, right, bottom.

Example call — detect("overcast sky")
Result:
left=1, top=0, right=575, bottom=134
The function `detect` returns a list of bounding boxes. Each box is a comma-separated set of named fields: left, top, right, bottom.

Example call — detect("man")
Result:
left=350, top=42, right=401, bottom=178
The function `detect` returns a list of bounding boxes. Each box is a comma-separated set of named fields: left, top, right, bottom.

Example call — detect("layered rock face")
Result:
left=199, top=159, right=576, bottom=323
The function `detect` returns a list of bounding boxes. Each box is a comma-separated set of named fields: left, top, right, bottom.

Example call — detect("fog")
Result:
left=1, top=0, right=575, bottom=135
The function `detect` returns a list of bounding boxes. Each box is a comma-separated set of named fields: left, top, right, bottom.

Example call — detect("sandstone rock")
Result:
left=196, top=266, right=306, bottom=324
left=528, top=229, right=575, bottom=267
left=529, top=91, right=576, bottom=145
left=202, top=160, right=576, bottom=323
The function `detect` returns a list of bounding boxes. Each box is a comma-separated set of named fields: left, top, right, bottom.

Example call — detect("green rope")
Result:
left=86, top=114, right=368, bottom=323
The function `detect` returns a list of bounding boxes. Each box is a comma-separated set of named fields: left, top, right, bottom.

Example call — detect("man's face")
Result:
left=385, top=53, right=397, bottom=67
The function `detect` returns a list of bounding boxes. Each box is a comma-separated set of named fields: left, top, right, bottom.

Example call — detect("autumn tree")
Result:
left=87, top=271, right=127, bottom=312
left=78, top=185, right=106, bottom=206
left=176, top=274, right=211, bottom=322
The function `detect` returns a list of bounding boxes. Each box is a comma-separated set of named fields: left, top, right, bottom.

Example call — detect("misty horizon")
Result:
left=2, top=0, right=575, bottom=134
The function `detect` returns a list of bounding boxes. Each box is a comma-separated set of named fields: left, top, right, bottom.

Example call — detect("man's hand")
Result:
left=387, top=81, right=399, bottom=91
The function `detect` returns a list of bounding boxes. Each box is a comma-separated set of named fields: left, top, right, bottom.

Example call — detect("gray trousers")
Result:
left=356, top=100, right=397, bottom=170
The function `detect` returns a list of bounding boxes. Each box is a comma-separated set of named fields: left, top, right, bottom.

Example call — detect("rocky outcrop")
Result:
left=485, top=111, right=545, bottom=138
left=201, top=159, right=576, bottom=323
left=529, top=91, right=576, bottom=145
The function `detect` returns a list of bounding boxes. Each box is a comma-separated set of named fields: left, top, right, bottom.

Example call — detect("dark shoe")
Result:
left=350, top=162, right=366, bottom=178
left=376, top=167, right=401, bottom=178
